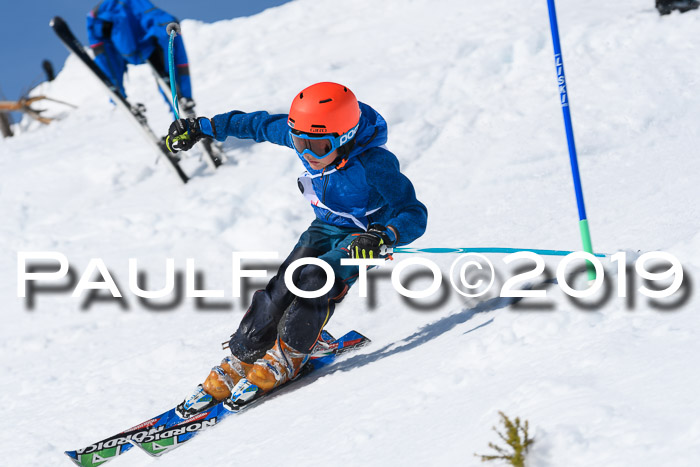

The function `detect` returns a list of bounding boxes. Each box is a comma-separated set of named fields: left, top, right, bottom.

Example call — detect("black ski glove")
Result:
left=165, top=117, right=213, bottom=153
left=349, top=224, right=397, bottom=259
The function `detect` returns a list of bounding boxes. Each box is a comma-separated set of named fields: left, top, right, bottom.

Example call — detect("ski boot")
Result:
left=176, top=384, right=217, bottom=418
left=176, top=355, right=252, bottom=418
left=224, top=331, right=337, bottom=412
left=246, top=337, right=310, bottom=392
left=223, top=378, right=261, bottom=412
left=202, top=355, right=253, bottom=400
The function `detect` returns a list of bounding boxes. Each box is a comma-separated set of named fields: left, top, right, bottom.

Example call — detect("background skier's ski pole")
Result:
left=166, top=22, right=181, bottom=120
left=546, top=0, right=596, bottom=280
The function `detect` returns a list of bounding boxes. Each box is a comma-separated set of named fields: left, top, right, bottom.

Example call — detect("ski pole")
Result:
left=545, top=0, right=596, bottom=279
left=166, top=22, right=181, bottom=120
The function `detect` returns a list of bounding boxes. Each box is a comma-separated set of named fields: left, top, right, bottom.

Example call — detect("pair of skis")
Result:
left=64, top=330, right=370, bottom=466
left=50, top=16, right=221, bottom=184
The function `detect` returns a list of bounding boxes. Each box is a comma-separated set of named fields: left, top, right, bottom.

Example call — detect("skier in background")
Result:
left=166, top=82, right=427, bottom=410
left=86, top=0, right=195, bottom=110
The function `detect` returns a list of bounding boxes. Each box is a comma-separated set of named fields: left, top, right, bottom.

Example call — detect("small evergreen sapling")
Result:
left=475, top=411, right=534, bottom=467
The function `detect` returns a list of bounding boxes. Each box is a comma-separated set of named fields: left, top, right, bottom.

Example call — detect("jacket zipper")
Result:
left=321, top=169, right=332, bottom=219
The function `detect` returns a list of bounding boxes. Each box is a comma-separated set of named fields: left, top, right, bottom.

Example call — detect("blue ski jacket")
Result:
left=208, top=103, right=428, bottom=246
left=86, top=0, right=191, bottom=99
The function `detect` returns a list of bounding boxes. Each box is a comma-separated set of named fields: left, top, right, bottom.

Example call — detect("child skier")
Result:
left=87, top=0, right=194, bottom=109
left=166, top=82, right=427, bottom=409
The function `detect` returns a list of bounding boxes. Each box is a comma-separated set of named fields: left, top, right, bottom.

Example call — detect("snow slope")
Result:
left=1, top=0, right=699, bottom=465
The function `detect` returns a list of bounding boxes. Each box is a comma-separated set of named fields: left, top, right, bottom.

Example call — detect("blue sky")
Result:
left=0, top=1, right=291, bottom=121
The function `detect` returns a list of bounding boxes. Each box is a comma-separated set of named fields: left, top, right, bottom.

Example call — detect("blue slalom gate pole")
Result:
left=546, top=0, right=596, bottom=279
left=166, top=23, right=181, bottom=120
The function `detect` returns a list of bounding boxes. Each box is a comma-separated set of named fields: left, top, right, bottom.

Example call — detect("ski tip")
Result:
left=64, top=451, right=83, bottom=467
left=49, top=16, right=64, bottom=28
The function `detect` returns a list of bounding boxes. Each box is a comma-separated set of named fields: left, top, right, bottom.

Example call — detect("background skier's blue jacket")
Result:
left=210, top=103, right=428, bottom=245
left=86, top=0, right=191, bottom=99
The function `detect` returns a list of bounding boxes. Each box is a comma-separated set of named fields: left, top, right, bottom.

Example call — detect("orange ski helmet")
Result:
left=288, top=82, right=361, bottom=135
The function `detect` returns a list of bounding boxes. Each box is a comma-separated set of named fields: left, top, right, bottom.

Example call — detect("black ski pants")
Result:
left=228, top=220, right=362, bottom=361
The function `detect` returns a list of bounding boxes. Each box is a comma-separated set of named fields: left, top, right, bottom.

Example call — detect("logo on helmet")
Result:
left=339, top=124, right=359, bottom=146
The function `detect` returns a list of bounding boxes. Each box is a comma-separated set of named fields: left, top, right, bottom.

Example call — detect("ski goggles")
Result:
left=290, top=123, right=359, bottom=159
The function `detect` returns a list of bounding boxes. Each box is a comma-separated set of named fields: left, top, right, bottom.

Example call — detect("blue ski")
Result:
left=130, top=330, right=369, bottom=457
left=64, top=330, right=369, bottom=465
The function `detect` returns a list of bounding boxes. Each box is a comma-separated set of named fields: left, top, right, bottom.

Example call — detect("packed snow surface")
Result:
left=1, top=0, right=699, bottom=466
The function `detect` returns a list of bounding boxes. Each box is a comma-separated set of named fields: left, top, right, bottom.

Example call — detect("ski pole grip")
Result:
left=166, top=22, right=180, bottom=36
